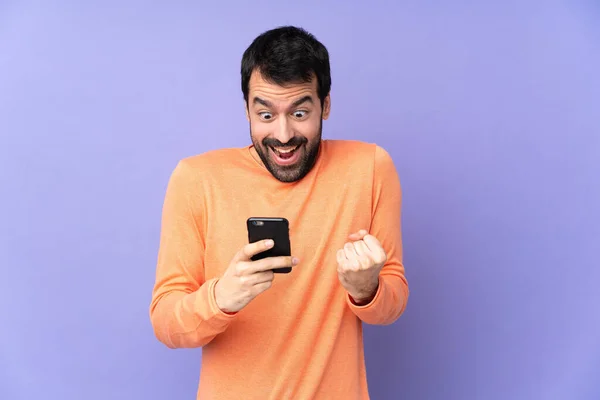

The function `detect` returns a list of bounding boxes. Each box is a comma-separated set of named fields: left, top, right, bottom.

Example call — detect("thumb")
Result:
left=348, top=229, right=368, bottom=241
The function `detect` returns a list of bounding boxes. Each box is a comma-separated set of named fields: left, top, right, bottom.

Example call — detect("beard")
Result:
left=251, top=120, right=322, bottom=183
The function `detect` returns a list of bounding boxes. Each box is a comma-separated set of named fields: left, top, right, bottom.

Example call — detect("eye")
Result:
left=292, top=110, right=307, bottom=119
left=259, top=112, right=273, bottom=121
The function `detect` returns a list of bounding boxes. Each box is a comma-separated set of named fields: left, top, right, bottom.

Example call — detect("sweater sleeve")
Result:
left=149, top=160, right=236, bottom=348
left=346, top=145, right=410, bottom=325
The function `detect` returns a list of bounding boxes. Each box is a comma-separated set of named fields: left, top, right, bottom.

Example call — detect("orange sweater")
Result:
left=150, top=139, right=409, bottom=399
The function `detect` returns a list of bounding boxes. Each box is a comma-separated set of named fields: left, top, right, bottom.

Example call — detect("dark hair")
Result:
left=241, top=26, right=331, bottom=106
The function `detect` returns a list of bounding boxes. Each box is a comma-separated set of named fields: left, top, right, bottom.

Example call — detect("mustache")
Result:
left=262, top=136, right=307, bottom=148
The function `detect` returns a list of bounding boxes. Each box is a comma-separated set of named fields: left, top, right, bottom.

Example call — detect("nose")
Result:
left=272, top=115, right=294, bottom=144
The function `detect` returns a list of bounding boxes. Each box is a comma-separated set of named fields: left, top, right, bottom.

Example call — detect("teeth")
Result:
left=273, top=146, right=299, bottom=154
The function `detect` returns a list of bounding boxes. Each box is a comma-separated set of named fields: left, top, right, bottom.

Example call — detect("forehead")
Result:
left=248, top=70, right=318, bottom=105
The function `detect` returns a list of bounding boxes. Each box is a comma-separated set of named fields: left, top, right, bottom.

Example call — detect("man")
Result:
left=149, top=26, right=409, bottom=399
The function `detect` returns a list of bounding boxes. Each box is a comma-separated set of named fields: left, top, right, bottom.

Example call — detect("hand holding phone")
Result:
left=213, top=218, right=297, bottom=313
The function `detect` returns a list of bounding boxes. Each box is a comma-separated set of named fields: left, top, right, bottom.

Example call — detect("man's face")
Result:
left=246, top=71, right=330, bottom=183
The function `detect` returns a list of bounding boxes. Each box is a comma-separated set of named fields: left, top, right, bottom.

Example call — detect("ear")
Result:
left=322, top=94, right=331, bottom=120
left=244, top=101, right=250, bottom=121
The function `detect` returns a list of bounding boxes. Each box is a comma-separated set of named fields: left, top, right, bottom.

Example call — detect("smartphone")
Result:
left=246, top=217, right=292, bottom=273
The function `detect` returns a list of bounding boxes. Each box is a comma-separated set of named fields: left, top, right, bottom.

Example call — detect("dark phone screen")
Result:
left=247, top=217, right=291, bottom=273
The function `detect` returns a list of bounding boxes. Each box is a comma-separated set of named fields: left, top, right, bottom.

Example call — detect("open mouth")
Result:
left=269, top=144, right=301, bottom=165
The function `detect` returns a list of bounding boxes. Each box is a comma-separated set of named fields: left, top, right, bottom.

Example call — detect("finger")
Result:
left=337, top=249, right=351, bottom=273
left=358, top=255, right=372, bottom=270
left=252, top=270, right=275, bottom=285
left=363, top=235, right=387, bottom=264
left=346, top=257, right=360, bottom=271
left=362, top=235, right=382, bottom=252
left=246, top=255, right=299, bottom=274
left=353, top=240, right=369, bottom=257
left=235, top=239, right=275, bottom=262
left=348, top=229, right=368, bottom=241
left=337, top=250, right=349, bottom=273
left=340, top=245, right=359, bottom=270
left=353, top=242, right=373, bottom=269
left=344, top=243, right=361, bottom=265
left=344, top=242, right=358, bottom=259
left=336, top=249, right=347, bottom=265
left=251, top=280, right=273, bottom=296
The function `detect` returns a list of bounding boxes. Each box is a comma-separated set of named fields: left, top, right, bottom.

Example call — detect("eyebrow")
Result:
left=253, top=97, right=272, bottom=108
left=252, top=95, right=314, bottom=109
left=291, top=95, right=313, bottom=108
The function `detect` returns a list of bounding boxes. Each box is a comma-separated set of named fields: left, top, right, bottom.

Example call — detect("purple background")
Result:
left=1, top=1, right=599, bottom=399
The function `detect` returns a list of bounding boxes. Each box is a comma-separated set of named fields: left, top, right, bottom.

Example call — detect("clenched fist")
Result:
left=336, top=229, right=387, bottom=304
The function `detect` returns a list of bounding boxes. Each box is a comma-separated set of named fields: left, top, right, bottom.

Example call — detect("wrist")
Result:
left=349, top=278, right=379, bottom=305
left=350, top=291, right=376, bottom=305
left=214, top=280, right=236, bottom=315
